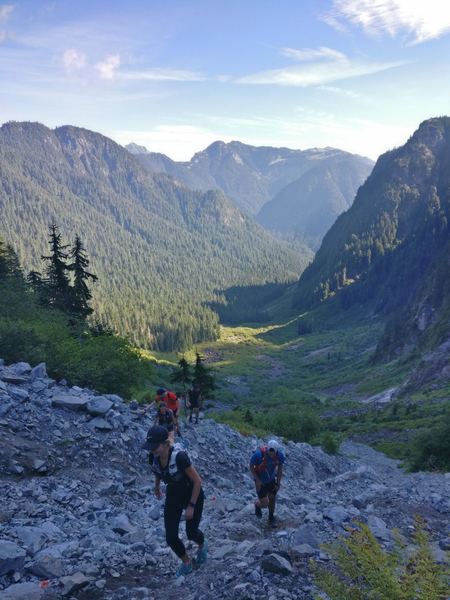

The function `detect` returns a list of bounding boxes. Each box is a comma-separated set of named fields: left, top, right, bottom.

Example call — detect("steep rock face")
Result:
left=0, top=358, right=448, bottom=599
left=128, top=141, right=373, bottom=226
left=294, top=117, right=450, bottom=359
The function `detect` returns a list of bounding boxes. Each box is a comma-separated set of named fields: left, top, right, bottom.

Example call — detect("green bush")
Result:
left=258, top=409, right=321, bottom=443
left=408, top=412, right=450, bottom=471
left=321, top=432, right=340, bottom=454
left=314, top=519, right=449, bottom=600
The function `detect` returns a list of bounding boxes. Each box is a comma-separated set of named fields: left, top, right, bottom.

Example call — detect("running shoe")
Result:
left=176, top=561, right=193, bottom=577
left=196, top=541, right=208, bottom=566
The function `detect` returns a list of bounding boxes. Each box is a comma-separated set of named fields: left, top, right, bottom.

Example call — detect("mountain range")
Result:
left=294, top=117, right=450, bottom=361
left=0, top=121, right=310, bottom=351
left=127, top=141, right=373, bottom=249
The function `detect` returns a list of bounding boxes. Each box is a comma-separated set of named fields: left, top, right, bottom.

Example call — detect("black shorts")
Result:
left=257, top=480, right=278, bottom=499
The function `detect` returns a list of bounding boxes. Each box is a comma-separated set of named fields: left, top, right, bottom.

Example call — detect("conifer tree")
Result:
left=170, top=357, right=192, bottom=392
left=68, top=235, right=98, bottom=318
left=193, top=352, right=215, bottom=397
left=41, top=224, right=71, bottom=311
left=0, top=236, right=7, bottom=279
left=0, top=238, right=22, bottom=279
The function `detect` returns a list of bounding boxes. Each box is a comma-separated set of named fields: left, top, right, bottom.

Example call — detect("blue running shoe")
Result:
left=176, top=561, right=193, bottom=577
left=196, top=542, right=208, bottom=566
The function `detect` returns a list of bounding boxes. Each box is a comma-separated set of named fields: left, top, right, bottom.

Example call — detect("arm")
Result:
left=154, top=474, right=162, bottom=499
left=275, top=463, right=283, bottom=488
left=250, top=463, right=262, bottom=490
left=184, top=465, right=202, bottom=520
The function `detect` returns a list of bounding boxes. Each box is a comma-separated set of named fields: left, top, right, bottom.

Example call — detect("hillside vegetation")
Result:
left=0, top=121, right=310, bottom=351
left=294, top=117, right=450, bottom=362
left=129, top=140, right=373, bottom=246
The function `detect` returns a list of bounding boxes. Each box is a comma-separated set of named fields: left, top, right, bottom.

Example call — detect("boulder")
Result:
left=87, top=417, right=113, bottom=431
left=292, top=524, right=319, bottom=548
left=60, top=572, right=91, bottom=596
left=52, top=394, right=89, bottom=411
left=261, top=553, right=293, bottom=575
left=31, top=363, right=47, bottom=381
left=367, top=515, right=391, bottom=541
left=0, top=581, right=45, bottom=599
left=15, top=526, right=48, bottom=555
left=0, top=540, right=26, bottom=576
left=86, top=396, right=113, bottom=416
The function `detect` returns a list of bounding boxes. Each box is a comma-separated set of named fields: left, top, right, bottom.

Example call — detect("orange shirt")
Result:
left=156, top=390, right=178, bottom=412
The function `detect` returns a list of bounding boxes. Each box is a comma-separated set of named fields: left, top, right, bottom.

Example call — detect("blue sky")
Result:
left=2, top=0, right=450, bottom=160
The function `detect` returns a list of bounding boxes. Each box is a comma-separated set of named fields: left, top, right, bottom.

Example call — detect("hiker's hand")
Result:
left=154, top=488, right=162, bottom=499
left=185, top=505, right=194, bottom=520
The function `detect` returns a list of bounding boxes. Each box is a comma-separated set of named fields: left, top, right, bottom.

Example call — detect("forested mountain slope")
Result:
left=294, top=117, right=450, bottom=358
left=257, top=153, right=371, bottom=249
left=0, top=121, right=310, bottom=351
left=127, top=141, right=373, bottom=233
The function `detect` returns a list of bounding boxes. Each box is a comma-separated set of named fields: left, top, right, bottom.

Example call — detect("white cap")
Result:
left=267, top=439, right=280, bottom=451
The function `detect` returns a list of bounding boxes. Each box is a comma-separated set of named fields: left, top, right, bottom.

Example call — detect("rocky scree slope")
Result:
left=0, top=359, right=449, bottom=600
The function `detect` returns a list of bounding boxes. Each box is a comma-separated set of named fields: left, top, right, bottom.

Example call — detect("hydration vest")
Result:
left=253, top=446, right=279, bottom=474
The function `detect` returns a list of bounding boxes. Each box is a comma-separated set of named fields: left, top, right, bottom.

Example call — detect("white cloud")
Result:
left=95, top=54, right=120, bottom=80
left=281, top=46, right=347, bottom=62
left=319, top=85, right=362, bottom=99
left=0, top=4, right=14, bottom=22
left=237, top=47, right=405, bottom=87
left=111, top=125, right=234, bottom=161
left=62, top=48, right=87, bottom=71
left=119, top=68, right=203, bottom=82
left=325, top=0, right=450, bottom=44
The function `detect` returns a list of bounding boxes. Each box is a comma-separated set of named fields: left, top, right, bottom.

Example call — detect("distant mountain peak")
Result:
left=125, top=142, right=150, bottom=154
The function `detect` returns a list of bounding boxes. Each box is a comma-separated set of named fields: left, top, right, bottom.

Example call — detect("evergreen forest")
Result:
left=0, top=121, right=311, bottom=351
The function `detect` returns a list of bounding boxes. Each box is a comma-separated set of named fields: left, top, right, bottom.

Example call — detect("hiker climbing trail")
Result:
left=0, top=360, right=448, bottom=599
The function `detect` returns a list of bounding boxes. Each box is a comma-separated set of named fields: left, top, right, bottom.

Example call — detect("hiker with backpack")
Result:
left=144, top=425, right=207, bottom=577
left=250, top=439, right=285, bottom=526
left=154, top=403, right=175, bottom=443
left=187, top=382, right=202, bottom=424
left=156, top=387, right=181, bottom=436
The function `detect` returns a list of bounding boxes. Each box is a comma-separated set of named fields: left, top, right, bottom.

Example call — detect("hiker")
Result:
left=250, top=439, right=285, bottom=526
left=154, top=403, right=175, bottom=443
left=156, top=388, right=181, bottom=435
left=144, top=425, right=207, bottom=577
left=187, top=382, right=202, bottom=424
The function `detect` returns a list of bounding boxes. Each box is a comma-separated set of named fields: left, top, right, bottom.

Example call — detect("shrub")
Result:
left=258, top=409, right=321, bottom=443
left=408, top=411, right=450, bottom=472
left=321, top=432, right=339, bottom=454
left=314, top=518, right=449, bottom=600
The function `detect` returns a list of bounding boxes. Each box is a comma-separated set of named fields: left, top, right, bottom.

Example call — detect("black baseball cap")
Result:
left=143, top=426, right=169, bottom=451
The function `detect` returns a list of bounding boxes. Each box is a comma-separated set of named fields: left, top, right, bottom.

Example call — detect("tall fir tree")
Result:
left=0, top=236, right=7, bottom=279
left=193, top=352, right=215, bottom=398
left=41, top=224, right=71, bottom=312
left=68, top=235, right=98, bottom=318
left=170, top=357, right=192, bottom=392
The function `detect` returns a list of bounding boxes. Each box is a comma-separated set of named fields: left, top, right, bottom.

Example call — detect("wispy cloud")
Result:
left=0, top=3, right=14, bottom=44
left=319, top=85, right=362, bottom=99
left=324, top=0, right=450, bottom=44
left=281, top=46, right=346, bottom=62
left=237, top=46, right=405, bottom=87
left=62, top=48, right=87, bottom=71
left=95, top=54, right=121, bottom=80
left=0, top=4, right=14, bottom=22
left=119, top=68, right=204, bottom=82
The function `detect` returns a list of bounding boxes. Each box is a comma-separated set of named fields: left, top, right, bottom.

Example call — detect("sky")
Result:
left=2, top=0, right=450, bottom=161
